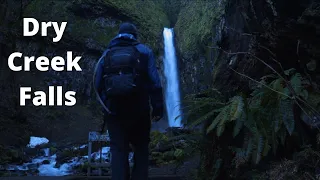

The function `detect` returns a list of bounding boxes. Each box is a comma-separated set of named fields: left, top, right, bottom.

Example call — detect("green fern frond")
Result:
left=262, top=140, right=271, bottom=157
left=260, top=74, right=277, bottom=80
left=299, top=89, right=308, bottom=100
left=254, top=135, right=264, bottom=164
left=245, top=137, right=254, bottom=160
left=216, top=116, right=227, bottom=137
left=229, top=96, right=245, bottom=121
left=284, top=68, right=296, bottom=76
left=188, top=108, right=217, bottom=128
left=233, top=111, right=246, bottom=137
left=244, top=111, right=258, bottom=135
left=307, top=92, right=320, bottom=109
left=271, top=130, right=279, bottom=154
left=278, top=126, right=287, bottom=146
left=290, top=73, right=303, bottom=94
left=273, top=108, right=282, bottom=132
left=271, top=78, right=284, bottom=92
left=279, top=99, right=294, bottom=135
left=281, top=87, right=291, bottom=100
left=206, top=106, right=230, bottom=134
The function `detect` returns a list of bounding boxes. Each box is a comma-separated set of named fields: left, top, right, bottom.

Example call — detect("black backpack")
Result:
left=102, top=45, right=142, bottom=98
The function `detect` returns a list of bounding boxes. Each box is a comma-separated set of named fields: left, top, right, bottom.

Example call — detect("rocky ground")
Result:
left=0, top=126, right=200, bottom=180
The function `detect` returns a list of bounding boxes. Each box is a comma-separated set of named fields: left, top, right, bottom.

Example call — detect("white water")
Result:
left=7, top=136, right=136, bottom=176
left=163, top=28, right=182, bottom=127
left=44, top=148, right=50, bottom=157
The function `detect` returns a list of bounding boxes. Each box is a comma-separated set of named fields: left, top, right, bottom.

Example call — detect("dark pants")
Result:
left=105, top=111, right=151, bottom=180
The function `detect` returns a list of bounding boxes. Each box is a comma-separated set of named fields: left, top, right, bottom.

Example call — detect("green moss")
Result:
left=149, top=131, right=169, bottom=149
left=50, top=147, right=57, bottom=154
left=102, top=0, right=170, bottom=53
left=175, top=0, right=225, bottom=55
left=23, top=0, right=169, bottom=53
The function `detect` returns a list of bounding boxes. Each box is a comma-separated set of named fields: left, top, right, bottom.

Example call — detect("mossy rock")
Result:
left=23, top=0, right=170, bottom=54
left=175, top=0, right=225, bottom=56
left=150, top=131, right=169, bottom=149
left=49, top=147, right=58, bottom=154
left=0, top=146, right=25, bottom=165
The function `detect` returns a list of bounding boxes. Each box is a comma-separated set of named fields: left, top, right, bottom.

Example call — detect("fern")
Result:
left=185, top=68, right=316, bottom=172
left=207, top=105, right=230, bottom=134
left=230, top=96, right=245, bottom=121
left=253, top=135, right=264, bottom=164
left=290, top=73, right=303, bottom=94
left=189, top=108, right=217, bottom=128
left=233, top=111, right=246, bottom=137
left=279, top=99, right=295, bottom=135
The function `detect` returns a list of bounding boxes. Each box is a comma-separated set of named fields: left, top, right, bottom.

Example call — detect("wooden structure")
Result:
left=87, top=131, right=135, bottom=176
left=87, top=131, right=111, bottom=176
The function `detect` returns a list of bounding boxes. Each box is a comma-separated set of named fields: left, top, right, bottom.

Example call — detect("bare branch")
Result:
left=228, top=67, right=292, bottom=99
left=210, top=46, right=320, bottom=122
left=259, top=45, right=276, bottom=57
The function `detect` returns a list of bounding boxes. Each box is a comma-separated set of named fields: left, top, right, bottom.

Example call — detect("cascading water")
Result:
left=163, top=28, right=182, bottom=127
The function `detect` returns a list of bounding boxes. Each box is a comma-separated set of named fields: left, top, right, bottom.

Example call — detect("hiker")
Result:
left=93, top=22, right=164, bottom=180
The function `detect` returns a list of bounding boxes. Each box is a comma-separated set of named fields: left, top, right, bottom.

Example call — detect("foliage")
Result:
left=23, top=0, right=169, bottom=53
left=185, top=68, right=320, bottom=178
left=254, top=146, right=320, bottom=180
left=175, top=0, right=226, bottom=55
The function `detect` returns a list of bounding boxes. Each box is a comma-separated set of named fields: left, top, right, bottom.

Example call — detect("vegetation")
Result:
left=175, top=0, right=225, bottom=55
left=23, top=0, right=169, bottom=54
left=182, top=63, right=320, bottom=179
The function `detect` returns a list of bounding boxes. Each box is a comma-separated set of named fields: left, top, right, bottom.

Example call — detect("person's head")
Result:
left=118, top=22, right=138, bottom=39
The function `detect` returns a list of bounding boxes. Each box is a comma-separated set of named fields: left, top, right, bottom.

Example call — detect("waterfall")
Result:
left=163, top=28, right=182, bottom=127
left=43, top=148, right=50, bottom=157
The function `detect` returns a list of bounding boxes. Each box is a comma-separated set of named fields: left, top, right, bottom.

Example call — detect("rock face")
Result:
left=1, top=0, right=319, bottom=172
left=175, top=0, right=224, bottom=94
left=212, top=0, right=320, bottom=96
left=0, top=0, right=169, bottom=148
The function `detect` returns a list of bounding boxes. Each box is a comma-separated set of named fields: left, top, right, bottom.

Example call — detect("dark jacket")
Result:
left=94, top=33, right=163, bottom=117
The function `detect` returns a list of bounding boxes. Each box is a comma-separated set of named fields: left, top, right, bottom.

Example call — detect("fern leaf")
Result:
left=284, top=68, right=296, bottom=76
left=189, top=108, right=217, bottom=128
left=281, top=87, right=291, bottom=100
left=216, top=117, right=226, bottom=137
left=244, top=112, right=258, bottom=135
left=207, top=106, right=230, bottom=134
left=271, top=78, right=284, bottom=92
left=279, top=99, right=294, bottom=135
left=262, top=140, right=271, bottom=157
left=306, top=92, right=320, bottom=108
left=290, top=73, right=302, bottom=94
left=233, top=111, right=246, bottom=137
left=278, top=126, right=287, bottom=145
left=271, top=130, right=278, bottom=155
left=254, top=135, right=264, bottom=164
left=274, top=119, right=282, bottom=133
left=245, top=137, right=254, bottom=160
left=212, top=158, right=222, bottom=179
left=299, top=89, right=308, bottom=100
left=271, top=105, right=282, bottom=132
left=229, top=96, right=245, bottom=121
left=261, top=74, right=277, bottom=80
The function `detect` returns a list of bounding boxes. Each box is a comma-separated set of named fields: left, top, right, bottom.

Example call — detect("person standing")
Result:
left=94, top=22, right=164, bottom=180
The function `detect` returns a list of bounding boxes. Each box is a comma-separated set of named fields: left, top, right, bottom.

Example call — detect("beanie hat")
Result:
left=118, top=22, right=138, bottom=38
